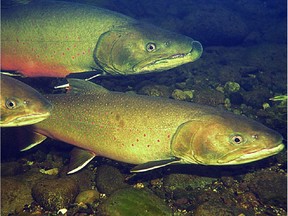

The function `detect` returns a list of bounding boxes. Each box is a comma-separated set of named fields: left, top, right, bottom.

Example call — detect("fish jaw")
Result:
left=1, top=112, right=51, bottom=127
left=133, top=40, right=203, bottom=73
left=216, top=142, right=285, bottom=165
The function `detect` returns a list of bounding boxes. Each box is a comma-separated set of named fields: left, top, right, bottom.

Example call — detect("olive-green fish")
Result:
left=0, top=75, right=52, bottom=127
left=21, top=79, right=284, bottom=173
left=1, top=1, right=203, bottom=77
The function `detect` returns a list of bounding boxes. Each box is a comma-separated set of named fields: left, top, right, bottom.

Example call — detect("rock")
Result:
left=224, top=81, right=241, bottom=93
left=193, top=88, right=225, bottom=106
left=163, top=173, right=216, bottom=199
left=218, top=65, right=242, bottom=83
left=98, top=188, right=172, bottom=215
left=1, top=177, right=33, bottom=216
left=21, top=167, right=55, bottom=184
left=1, top=161, right=24, bottom=176
left=243, top=170, right=287, bottom=209
left=139, top=85, right=171, bottom=98
left=95, top=165, right=129, bottom=195
left=39, top=168, right=59, bottom=175
left=242, top=87, right=271, bottom=108
left=64, top=168, right=96, bottom=192
left=171, top=89, right=194, bottom=101
left=31, top=177, right=79, bottom=211
left=239, top=66, right=259, bottom=77
left=194, top=201, right=246, bottom=216
left=229, top=92, right=244, bottom=105
left=75, top=189, right=100, bottom=205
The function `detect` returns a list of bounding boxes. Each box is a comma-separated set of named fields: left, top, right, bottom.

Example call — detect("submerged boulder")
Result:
left=98, top=187, right=172, bottom=215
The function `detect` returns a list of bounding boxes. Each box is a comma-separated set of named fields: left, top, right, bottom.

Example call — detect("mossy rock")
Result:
left=98, top=188, right=172, bottom=215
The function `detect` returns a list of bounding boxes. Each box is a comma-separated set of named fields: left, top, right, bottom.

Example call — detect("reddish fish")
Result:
left=1, top=1, right=202, bottom=77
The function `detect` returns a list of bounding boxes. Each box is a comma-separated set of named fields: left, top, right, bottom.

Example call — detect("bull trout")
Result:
left=20, top=79, right=284, bottom=173
left=0, top=75, right=52, bottom=127
left=1, top=1, right=203, bottom=77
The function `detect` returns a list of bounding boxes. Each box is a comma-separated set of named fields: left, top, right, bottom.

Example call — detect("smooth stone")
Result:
left=95, top=165, right=129, bottom=195
left=32, top=177, right=79, bottom=211
left=75, top=189, right=100, bottom=205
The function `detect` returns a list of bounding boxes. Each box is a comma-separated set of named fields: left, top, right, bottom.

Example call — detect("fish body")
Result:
left=0, top=75, right=52, bottom=127
left=1, top=1, right=203, bottom=77
left=23, top=79, right=284, bottom=173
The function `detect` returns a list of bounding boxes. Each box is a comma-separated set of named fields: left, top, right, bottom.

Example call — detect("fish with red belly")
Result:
left=1, top=1, right=202, bottom=77
left=20, top=79, right=284, bottom=173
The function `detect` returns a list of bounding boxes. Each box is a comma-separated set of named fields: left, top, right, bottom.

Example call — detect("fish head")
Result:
left=171, top=113, right=284, bottom=165
left=0, top=75, right=52, bottom=127
left=94, top=23, right=203, bottom=75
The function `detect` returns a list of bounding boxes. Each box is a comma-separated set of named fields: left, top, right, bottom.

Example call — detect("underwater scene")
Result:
left=1, top=0, right=287, bottom=215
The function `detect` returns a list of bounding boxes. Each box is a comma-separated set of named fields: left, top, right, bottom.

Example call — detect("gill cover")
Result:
left=171, top=116, right=238, bottom=165
left=94, top=29, right=129, bottom=74
left=171, top=120, right=201, bottom=164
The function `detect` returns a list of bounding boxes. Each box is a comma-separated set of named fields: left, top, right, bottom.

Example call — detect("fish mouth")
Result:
left=1, top=112, right=50, bottom=127
left=133, top=40, right=203, bottom=73
left=217, top=143, right=285, bottom=165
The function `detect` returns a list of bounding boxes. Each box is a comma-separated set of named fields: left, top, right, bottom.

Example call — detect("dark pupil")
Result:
left=8, top=101, right=14, bottom=107
left=6, top=100, right=15, bottom=108
left=234, top=137, right=241, bottom=143
left=147, top=43, right=155, bottom=51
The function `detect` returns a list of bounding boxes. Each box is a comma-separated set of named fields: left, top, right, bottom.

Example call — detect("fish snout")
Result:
left=191, top=40, right=203, bottom=57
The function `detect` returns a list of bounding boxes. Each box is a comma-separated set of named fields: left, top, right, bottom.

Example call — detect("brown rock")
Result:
left=1, top=177, right=33, bottom=215
left=32, top=177, right=79, bottom=211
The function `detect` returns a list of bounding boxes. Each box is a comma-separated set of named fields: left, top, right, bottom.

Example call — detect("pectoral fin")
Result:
left=130, top=157, right=181, bottom=173
left=67, top=147, right=96, bottom=174
left=1, top=71, right=25, bottom=77
left=20, top=131, right=47, bottom=151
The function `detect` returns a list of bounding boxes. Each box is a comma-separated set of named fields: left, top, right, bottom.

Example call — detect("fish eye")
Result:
left=231, top=135, right=244, bottom=144
left=146, top=43, right=156, bottom=52
left=5, top=99, right=17, bottom=109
